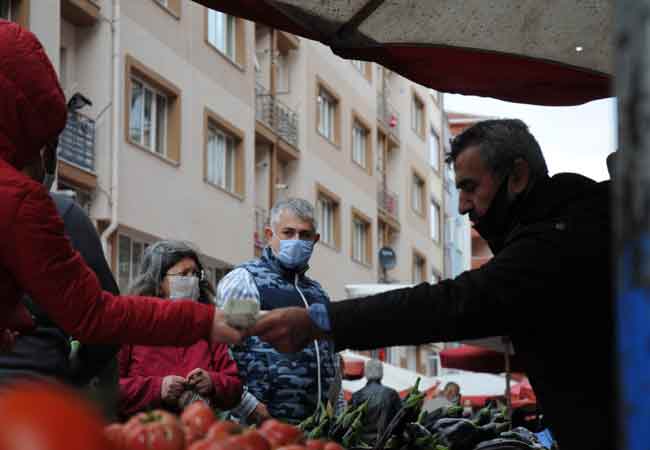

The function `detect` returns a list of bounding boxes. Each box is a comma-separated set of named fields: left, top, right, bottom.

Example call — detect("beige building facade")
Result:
left=7, top=0, right=463, bottom=374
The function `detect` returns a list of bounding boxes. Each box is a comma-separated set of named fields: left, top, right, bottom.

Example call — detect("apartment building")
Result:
left=8, top=1, right=467, bottom=374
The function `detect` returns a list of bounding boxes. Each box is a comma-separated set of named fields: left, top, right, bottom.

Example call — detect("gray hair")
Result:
left=128, top=239, right=215, bottom=304
left=365, top=359, right=383, bottom=381
left=269, top=198, right=318, bottom=232
left=446, top=119, right=548, bottom=182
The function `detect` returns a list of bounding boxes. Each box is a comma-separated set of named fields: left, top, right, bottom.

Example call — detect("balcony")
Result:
left=378, top=187, right=399, bottom=223
left=61, top=0, right=101, bottom=27
left=58, top=110, right=95, bottom=173
left=255, top=83, right=299, bottom=149
left=254, top=207, right=267, bottom=249
left=377, top=92, right=400, bottom=143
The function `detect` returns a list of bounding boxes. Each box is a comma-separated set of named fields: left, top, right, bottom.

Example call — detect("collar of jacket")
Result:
left=261, top=246, right=310, bottom=280
left=487, top=173, right=603, bottom=253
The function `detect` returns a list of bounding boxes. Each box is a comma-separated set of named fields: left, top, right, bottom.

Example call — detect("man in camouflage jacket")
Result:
left=218, top=199, right=339, bottom=425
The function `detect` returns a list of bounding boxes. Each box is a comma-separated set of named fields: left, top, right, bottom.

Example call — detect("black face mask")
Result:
left=472, top=175, right=517, bottom=253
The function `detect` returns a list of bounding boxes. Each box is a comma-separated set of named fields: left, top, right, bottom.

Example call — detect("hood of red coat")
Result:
left=0, top=20, right=67, bottom=170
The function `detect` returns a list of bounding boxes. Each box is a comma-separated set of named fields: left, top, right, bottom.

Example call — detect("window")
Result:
left=204, top=108, right=245, bottom=197
left=316, top=184, right=341, bottom=249
left=206, top=124, right=236, bottom=193
left=118, top=234, right=149, bottom=293
left=207, top=10, right=236, bottom=60
left=351, top=116, right=371, bottom=172
left=126, top=56, right=180, bottom=163
left=129, top=78, right=168, bottom=156
left=411, top=93, right=425, bottom=137
left=411, top=172, right=425, bottom=215
left=412, top=251, right=426, bottom=283
left=317, top=87, right=337, bottom=142
left=317, top=197, right=335, bottom=246
left=153, top=0, right=181, bottom=17
left=351, top=209, right=372, bottom=266
left=430, top=198, right=441, bottom=242
left=1, top=0, right=10, bottom=20
left=429, top=127, right=440, bottom=171
left=377, top=132, right=386, bottom=174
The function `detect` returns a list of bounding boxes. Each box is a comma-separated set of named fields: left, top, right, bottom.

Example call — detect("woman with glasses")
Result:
left=117, top=240, right=242, bottom=416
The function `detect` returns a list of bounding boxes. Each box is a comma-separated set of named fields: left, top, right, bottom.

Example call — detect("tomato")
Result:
left=275, top=446, right=306, bottom=450
left=304, top=440, right=325, bottom=450
left=181, top=401, right=216, bottom=440
left=323, top=443, right=345, bottom=450
left=186, top=439, right=212, bottom=450
left=123, top=409, right=185, bottom=450
left=0, top=381, right=111, bottom=450
left=258, top=419, right=303, bottom=448
left=223, top=430, right=272, bottom=450
left=205, top=420, right=244, bottom=442
left=105, top=423, right=127, bottom=450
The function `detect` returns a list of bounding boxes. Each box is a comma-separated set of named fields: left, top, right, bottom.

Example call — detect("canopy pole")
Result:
left=616, top=0, right=650, bottom=449
left=503, top=337, right=512, bottom=425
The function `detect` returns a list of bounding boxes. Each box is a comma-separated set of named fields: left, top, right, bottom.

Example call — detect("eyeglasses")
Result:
left=166, top=269, right=205, bottom=280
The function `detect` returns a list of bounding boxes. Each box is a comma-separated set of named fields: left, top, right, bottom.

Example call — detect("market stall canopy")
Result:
left=440, top=344, right=526, bottom=374
left=195, top=0, right=613, bottom=106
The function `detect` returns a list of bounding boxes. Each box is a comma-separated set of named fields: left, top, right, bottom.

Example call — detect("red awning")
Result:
left=194, top=0, right=612, bottom=106
left=440, top=345, right=526, bottom=374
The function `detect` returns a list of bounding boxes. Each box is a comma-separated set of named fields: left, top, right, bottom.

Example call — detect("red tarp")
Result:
left=440, top=345, right=527, bottom=374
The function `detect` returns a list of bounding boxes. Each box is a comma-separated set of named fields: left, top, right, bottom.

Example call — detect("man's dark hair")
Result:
left=446, top=119, right=548, bottom=181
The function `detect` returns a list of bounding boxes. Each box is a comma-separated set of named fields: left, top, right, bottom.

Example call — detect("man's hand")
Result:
left=248, top=402, right=271, bottom=425
left=161, top=375, right=186, bottom=405
left=210, top=309, right=245, bottom=346
left=187, top=368, right=213, bottom=395
left=249, top=307, right=325, bottom=353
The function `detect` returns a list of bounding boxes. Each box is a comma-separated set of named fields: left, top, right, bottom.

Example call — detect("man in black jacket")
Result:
left=252, top=119, right=613, bottom=450
left=351, top=359, right=402, bottom=445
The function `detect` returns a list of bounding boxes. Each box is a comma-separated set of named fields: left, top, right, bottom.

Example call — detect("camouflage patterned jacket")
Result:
left=227, top=248, right=337, bottom=424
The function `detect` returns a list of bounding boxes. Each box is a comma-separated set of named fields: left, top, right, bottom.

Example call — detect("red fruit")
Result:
left=305, top=440, right=325, bottom=450
left=205, top=420, right=244, bottom=442
left=181, top=401, right=216, bottom=439
left=187, top=440, right=212, bottom=450
left=275, top=446, right=306, bottom=450
left=225, top=430, right=272, bottom=450
left=123, top=409, right=185, bottom=450
left=105, top=423, right=127, bottom=449
left=323, top=443, right=345, bottom=450
left=259, top=419, right=303, bottom=447
left=0, top=381, right=111, bottom=450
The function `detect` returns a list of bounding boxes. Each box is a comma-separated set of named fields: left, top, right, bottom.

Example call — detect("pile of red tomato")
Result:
left=105, top=402, right=345, bottom=450
left=0, top=382, right=344, bottom=450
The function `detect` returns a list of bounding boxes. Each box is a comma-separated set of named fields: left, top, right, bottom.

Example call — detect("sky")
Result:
left=444, top=95, right=617, bottom=182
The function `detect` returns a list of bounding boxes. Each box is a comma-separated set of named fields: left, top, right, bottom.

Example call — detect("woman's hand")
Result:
left=187, top=368, right=213, bottom=396
left=161, top=375, right=186, bottom=404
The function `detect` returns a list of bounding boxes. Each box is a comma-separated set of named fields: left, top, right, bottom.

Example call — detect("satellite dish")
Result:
left=378, top=246, right=396, bottom=270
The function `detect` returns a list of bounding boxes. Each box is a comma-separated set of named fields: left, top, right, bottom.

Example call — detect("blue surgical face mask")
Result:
left=276, top=239, right=314, bottom=271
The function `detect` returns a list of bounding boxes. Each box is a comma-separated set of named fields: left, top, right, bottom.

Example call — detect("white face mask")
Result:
left=168, top=275, right=200, bottom=301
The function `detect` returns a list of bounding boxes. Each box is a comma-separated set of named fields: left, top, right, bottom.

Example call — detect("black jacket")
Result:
left=351, top=380, right=402, bottom=444
left=328, top=174, right=613, bottom=450
left=0, top=193, right=119, bottom=384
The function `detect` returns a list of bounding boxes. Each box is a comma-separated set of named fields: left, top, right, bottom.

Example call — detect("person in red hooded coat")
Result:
left=0, top=21, right=241, bottom=350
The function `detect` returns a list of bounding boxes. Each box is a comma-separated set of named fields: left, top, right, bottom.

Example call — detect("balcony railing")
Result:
left=378, top=187, right=399, bottom=219
left=58, top=111, right=95, bottom=172
left=377, top=92, right=400, bottom=142
left=255, top=83, right=299, bottom=148
left=254, top=207, right=268, bottom=249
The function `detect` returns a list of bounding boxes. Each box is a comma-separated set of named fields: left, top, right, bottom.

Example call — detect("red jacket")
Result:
left=119, top=340, right=242, bottom=416
left=0, top=21, right=215, bottom=345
